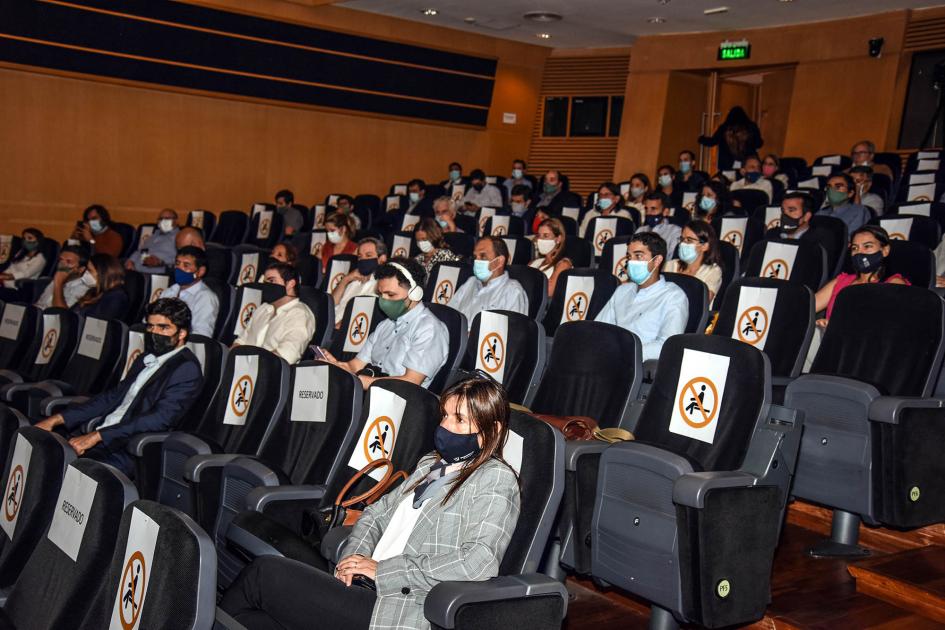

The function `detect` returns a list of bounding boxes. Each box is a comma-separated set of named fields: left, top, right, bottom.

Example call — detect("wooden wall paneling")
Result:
left=656, top=72, right=709, bottom=171
left=758, top=67, right=796, bottom=158
left=613, top=72, right=670, bottom=182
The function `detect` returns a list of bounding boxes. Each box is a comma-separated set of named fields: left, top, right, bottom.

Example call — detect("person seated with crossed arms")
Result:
left=34, top=298, right=203, bottom=476
left=322, top=258, right=448, bottom=390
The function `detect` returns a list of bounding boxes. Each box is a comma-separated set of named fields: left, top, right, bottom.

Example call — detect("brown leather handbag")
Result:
left=328, top=458, right=408, bottom=528
left=532, top=414, right=600, bottom=441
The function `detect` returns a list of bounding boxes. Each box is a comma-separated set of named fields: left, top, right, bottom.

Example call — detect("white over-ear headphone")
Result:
left=388, top=262, right=424, bottom=302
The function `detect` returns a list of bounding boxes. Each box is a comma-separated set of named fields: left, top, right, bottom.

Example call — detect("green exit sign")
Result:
left=718, top=41, right=750, bottom=61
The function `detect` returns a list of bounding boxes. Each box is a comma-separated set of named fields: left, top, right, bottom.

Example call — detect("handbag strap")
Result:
left=336, top=459, right=407, bottom=509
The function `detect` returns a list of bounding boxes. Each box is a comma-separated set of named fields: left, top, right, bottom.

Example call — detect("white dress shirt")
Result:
left=3, top=253, right=45, bottom=288
left=730, top=177, right=774, bottom=203
left=461, top=184, right=503, bottom=211
left=595, top=277, right=689, bottom=361
left=129, top=228, right=179, bottom=274
left=356, top=303, right=449, bottom=388
left=335, top=276, right=378, bottom=322
left=450, top=272, right=529, bottom=329
left=162, top=280, right=220, bottom=338
left=99, top=346, right=185, bottom=429
left=235, top=298, right=316, bottom=365
left=35, top=277, right=89, bottom=309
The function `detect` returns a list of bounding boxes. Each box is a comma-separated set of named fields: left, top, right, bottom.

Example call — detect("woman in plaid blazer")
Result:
left=221, top=377, right=522, bottom=630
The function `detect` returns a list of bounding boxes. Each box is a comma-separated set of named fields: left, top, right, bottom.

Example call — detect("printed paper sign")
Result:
left=720, top=217, right=749, bottom=254
left=35, top=313, right=61, bottom=365
left=611, top=241, right=629, bottom=282
left=732, top=160, right=743, bottom=169
left=109, top=507, right=160, bottom=630
left=328, top=194, right=339, bottom=207
left=474, top=311, right=509, bottom=383
left=764, top=206, right=782, bottom=231
left=343, top=296, right=375, bottom=353
left=0, top=304, right=25, bottom=341
left=291, top=364, right=329, bottom=423
left=822, top=155, right=842, bottom=166
left=234, top=287, right=262, bottom=335
left=78, top=317, right=108, bottom=360
left=313, top=205, right=326, bottom=229
left=148, top=274, right=170, bottom=303
left=910, top=173, right=935, bottom=185
left=252, top=203, right=266, bottom=216
left=478, top=207, right=496, bottom=236
left=432, top=266, right=460, bottom=305
left=393, top=185, right=407, bottom=196
left=561, top=207, right=580, bottom=223
left=880, top=217, right=913, bottom=241
left=190, top=210, right=204, bottom=229
left=592, top=217, right=617, bottom=256
left=186, top=341, right=207, bottom=374
left=732, top=286, right=778, bottom=351
left=391, top=234, right=411, bottom=259
left=1, top=434, right=31, bottom=540
left=256, top=210, right=273, bottom=240
left=918, top=159, right=940, bottom=171
left=237, top=253, right=260, bottom=287
left=722, top=170, right=737, bottom=181
left=385, top=196, right=400, bottom=212
left=759, top=242, right=799, bottom=281
left=348, top=387, right=407, bottom=481
left=486, top=175, right=498, bottom=185
left=502, top=237, right=518, bottom=263
left=47, top=465, right=99, bottom=561
left=123, top=331, right=146, bottom=379
left=139, top=226, right=155, bottom=249
left=898, top=203, right=931, bottom=217
left=326, top=259, right=351, bottom=293
left=0, top=235, right=12, bottom=264
left=909, top=184, right=936, bottom=202
left=620, top=183, right=631, bottom=199
left=919, top=151, right=940, bottom=160
left=503, top=429, right=524, bottom=475
left=561, top=275, right=596, bottom=324
left=682, top=192, right=697, bottom=212
left=309, top=231, right=327, bottom=258
left=669, top=349, right=731, bottom=444
left=450, top=184, right=466, bottom=203
left=811, top=165, right=833, bottom=177
left=401, top=214, right=420, bottom=232
left=490, top=215, right=510, bottom=237
left=798, top=178, right=821, bottom=189
left=223, top=354, right=259, bottom=426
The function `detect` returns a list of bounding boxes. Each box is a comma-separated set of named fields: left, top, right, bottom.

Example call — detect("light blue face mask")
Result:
left=626, top=258, right=654, bottom=285
left=89, top=219, right=104, bottom=233
left=449, top=169, right=461, bottom=182
left=436, top=217, right=449, bottom=228
left=678, top=242, right=699, bottom=264
left=598, top=197, right=614, bottom=211
left=473, top=258, right=494, bottom=282
left=679, top=161, right=692, bottom=174
left=699, top=196, right=717, bottom=212
left=512, top=168, right=523, bottom=179
left=409, top=192, right=420, bottom=203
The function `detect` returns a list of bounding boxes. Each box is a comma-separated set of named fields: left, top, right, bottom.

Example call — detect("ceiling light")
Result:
left=463, top=16, right=476, bottom=23
left=658, top=0, right=671, bottom=4
left=779, top=0, right=794, bottom=2
left=704, top=6, right=729, bottom=15
left=523, top=11, right=563, bottom=23
left=647, top=16, right=666, bottom=24
left=420, top=8, right=438, bottom=16
left=536, top=32, right=552, bottom=39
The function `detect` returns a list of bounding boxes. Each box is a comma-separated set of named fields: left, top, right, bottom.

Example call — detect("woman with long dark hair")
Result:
left=0, top=228, right=46, bottom=299
left=663, top=220, right=724, bottom=304
left=71, top=253, right=128, bottom=320
left=220, top=377, right=521, bottom=630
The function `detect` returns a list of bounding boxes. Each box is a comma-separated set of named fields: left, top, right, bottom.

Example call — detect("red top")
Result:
left=826, top=272, right=909, bottom=319
left=320, top=239, right=357, bottom=272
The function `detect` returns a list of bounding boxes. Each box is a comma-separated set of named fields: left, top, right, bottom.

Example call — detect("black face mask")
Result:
left=434, top=426, right=481, bottom=464
left=145, top=331, right=178, bottom=356
left=261, top=283, right=287, bottom=304
left=780, top=213, right=801, bottom=231
left=852, top=251, right=884, bottom=274
left=357, top=258, right=379, bottom=276
left=472, top=183, right=485, bottom=192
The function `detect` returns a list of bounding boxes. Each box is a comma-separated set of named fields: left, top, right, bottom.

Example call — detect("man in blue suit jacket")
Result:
left=36, top=297, right=203, bottom=476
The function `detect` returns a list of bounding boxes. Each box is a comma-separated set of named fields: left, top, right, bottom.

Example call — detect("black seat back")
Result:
left=663, top=272, right=709, bottom=334
left=543, top=269, right=619, bottom=337
left=745, top=238, right=827, bottom=292
left=298, top=286, right=334, bottom=349
left=187, top=209, right=216, bottom=238
left=224, top=283, right=264, bottom=345
left=443, top=232, right=475, bottom=258
left=122, top=270, right=146, bottom=324
left=0, top=303, right=40, bottom=370
left=210, top=210, right=250, bottom=246
left=713, top=277, right=814, bottom=378
left=205, top=243, right=235, bottom=283
left=248, top=209, right=284, bottom=249
left=231, top=245, right=269, bottom=286
left=876, top=215, right=941, bottom=251
left=585, top=216, right=636, bottom=258
left=532, top=321, right=641, bottom=428
left=884, top=240, right=935, bottom=288
left=812, top=284, right=944, bottom=397
left=636, top=334, right=770, bottom=471
left=4, top=460, right=137, bottom=629
left=321, top=254, right=358, bottom=293
left=329, top=295, right=387, bottom=362
left=426, top=303, right=468, bottom=395
left=461, top=310, right=544, bottom=405
left=59, top=317, right=128, bottom=395
left=18, top=308, right=80, bottom=382
left=424, top=261, right=472, bottom=307
left=507, top=264, right=547, bottom=321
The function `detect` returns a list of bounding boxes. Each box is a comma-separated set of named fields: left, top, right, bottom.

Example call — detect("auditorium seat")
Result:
left=204, top=243, right=236, bottom=284
left=230, top=244, right=270, bottom=286
left=386, top=229, right=419, bottom=259
left=155, top=346, right=289, bottom=519
left=663, top=272, right=709, bottom=334
left=563, top=234, right=593, bottom=268
left=204, top=360, right=362, bottom=586
left=745, top=238, right=827, bottom=292
left=187, top=209, right=216, bottom=238
left=0, top=459, right=137, bottom=628
left=225, top=380, right=440, bottom=570
left=328, top=295, right=386, bottom=362
left=542, top=269, right=619, bottom=337
left=210, top=210, right=251, bottom=247
left=0, top=427, right=75, bottom=588
left=425, top=303, right=468, bottom=395
left=79, top=500, right=216, bottom=629
left=443, top=232, right=476, bottom=258
left=320, top=254, right=358, bottom=293
left=732, top=188, right=770, bottom=211
left=0, top=304, right=39, bottom=371
left=715, top=240, right=741, bottom=307
left=499, top=236, right=534, bottom=266
left=0, top=308, right=79, bottom=389
left=223, top=282, right=263, bottom=345
left=202, top=276, right=235, bottom=340
left=590, top=334, right=802, bottom=629
left=892, top=201, right=945, bottom=234
left=247, top=208, right=283, bottom=249
left=583, top=215, right=635, bottom=259
left=787, top=284, right=945, bottom=557
left=482, top=214, right=526, bottom=238
left=455, top=310, right=545, bottom=406
left=132, top=223, right=156, bottom=255
left=875, top=214, right=941, bottom=251
left=807, top=215, right=849, bottom=278
left=298, top=286, right=334, bottom=352
left=322, top=409, right=569, bottom=630
left=424, top=261, right=472, bottom=306
left=0, top=237, right=22, bottom=271
left=112, top=222, right=137, bottom=259
left=507, top=264, right=548, bottom=322
left=885, top=239, right=935, bottom=288
left=0, top=316, right=126, bottom=418
left=121, top=270, right=146, bottom=324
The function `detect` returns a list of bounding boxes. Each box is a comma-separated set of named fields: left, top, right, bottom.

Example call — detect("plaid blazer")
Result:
left=342, top=454, right=521, bottom=630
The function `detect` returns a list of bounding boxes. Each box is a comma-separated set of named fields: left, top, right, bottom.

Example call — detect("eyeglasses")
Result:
left=680, top=236, right=707, bottom=245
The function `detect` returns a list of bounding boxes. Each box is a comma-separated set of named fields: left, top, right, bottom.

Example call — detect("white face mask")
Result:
left=417, top=240, right=434, bottom=253
left=536, top=238, right=556, bottom=256
left=157, top=219, right=174, bottom=233
left=80, top=270, right=97, bottom=288
left=327, top=230, right=343, bottom=244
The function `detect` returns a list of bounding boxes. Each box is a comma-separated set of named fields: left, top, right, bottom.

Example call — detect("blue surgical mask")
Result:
left=174, top=268, right=196, bottom=286
left=450, top=169, right=461, bottom=182
left=658, top=174, right=673, bottom=188
left=511, top=202, right=527, bottom=217
left=409, top=192, right=420, bottom=203
left=89, top=219, right=104, bottom=233
left=679, top=161, right=692, bottom=174
left=746, top=172, right=762, bottom=184
left=630, top=186, right=645, bottom=198
left=699, top=196, right=717, bottom=212
left=436, top=217, right=449, bottom=228
left=473, top=259, right=494, bottom=282
left=626, top=258, right=654, bottom=285
left=598, top=198, right=614, bottom=211
left=678, top=243, right=699, bottom=264
left=512, top=168, right=523, bottom=179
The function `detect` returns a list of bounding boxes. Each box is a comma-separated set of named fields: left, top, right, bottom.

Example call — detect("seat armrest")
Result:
left=869, top=397, right=945, bottom=424
left=0, top=370, right=23, bottom=385
left=127, top=432, right=173, bottom=456
left=223, top=457, right=282, bottom=487
left=184, top=454, right=243, bottom=482
left=771, top=375, right=795, bottom=388
left=3, top=379, right=73, bottom=403
left=642, top=359, right=659, bottom=382
left=564, top=441, right=610, bottom=471
left=320, top=525, right=353, bottom=564
left=214, top=607, right=249, bottom=630
left=243, top=484, right=328, bottom=512
left=42, top=395, right=90, bottom=416
left=673, top=470, right=759, bottom=509
left=785, top=373, right=882, bottom=405
left=424, top=574, right=569, bottom=629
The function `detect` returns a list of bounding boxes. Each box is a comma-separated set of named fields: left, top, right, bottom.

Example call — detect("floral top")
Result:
left=414, top=247, right=463, bottom=277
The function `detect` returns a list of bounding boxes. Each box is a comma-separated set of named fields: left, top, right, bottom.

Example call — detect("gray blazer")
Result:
left=342, top=455, right=521, bottom=630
